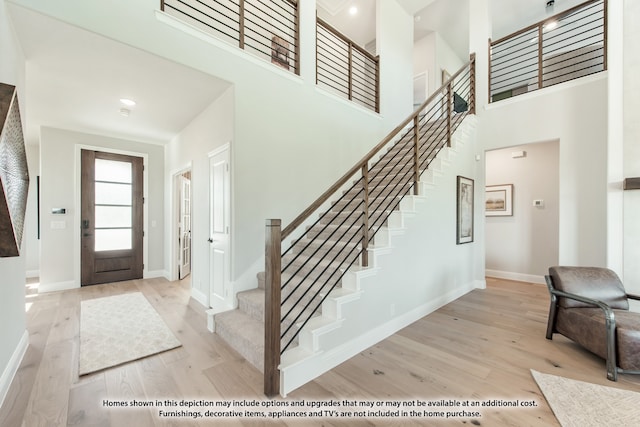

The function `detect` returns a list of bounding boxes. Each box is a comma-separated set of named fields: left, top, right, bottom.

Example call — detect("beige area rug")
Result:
left=531, top=370, right=640, bottom=427
left=79, top=292, right=181, bottom=375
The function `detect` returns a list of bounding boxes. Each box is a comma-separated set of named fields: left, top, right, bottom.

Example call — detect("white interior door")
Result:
left=209, top=146, right=230, bottom=310
left=178, top=174, right=191, bottom=279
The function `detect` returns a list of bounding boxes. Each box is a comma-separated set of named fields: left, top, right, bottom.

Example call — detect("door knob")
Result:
left=208, top=238, right=213, bottom=243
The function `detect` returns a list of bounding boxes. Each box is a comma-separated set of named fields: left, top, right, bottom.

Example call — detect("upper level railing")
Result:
left=161, top=0, right=300, bottom=74
left=316, top=17, right=380, bottom=113
left=264, top=54, right=476, bottom=396
left=489, top=0, right=606, bottom=102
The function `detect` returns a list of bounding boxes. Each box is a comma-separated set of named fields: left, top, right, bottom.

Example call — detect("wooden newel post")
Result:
left=264, top=219, right=282, bottom=397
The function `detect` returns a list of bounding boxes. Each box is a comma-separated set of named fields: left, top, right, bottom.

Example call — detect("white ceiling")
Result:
left=8, top=4, right=231, bottom=146
left=8, top=1, right=589, bottom=147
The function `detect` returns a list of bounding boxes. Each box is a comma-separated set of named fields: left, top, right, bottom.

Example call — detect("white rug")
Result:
left=79, top=292, right=181, bottom=375
left=531, top=370, right=640, bottom=427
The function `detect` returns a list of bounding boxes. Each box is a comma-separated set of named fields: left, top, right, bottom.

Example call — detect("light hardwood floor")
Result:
left=1, top=277, right=639, bottom=426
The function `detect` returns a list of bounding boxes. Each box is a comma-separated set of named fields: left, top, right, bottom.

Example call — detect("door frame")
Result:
left=73, top=144, right=149, bottom=288
left=169, top=163, right=192, bottom=283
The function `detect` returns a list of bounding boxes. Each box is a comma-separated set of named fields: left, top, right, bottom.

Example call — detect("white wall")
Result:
left=39, top=127, right=165, bottom=291
left=11, top=0, right=416, bottom=296
left=413, top=32, right=465, bottom=101
left=24, top=144, right=39, bottom=277
left=377, top=0, right=414, bottom=122
left=165, top=87, right=234, bottom=305
left=479, top=75, right=608, bottom=269
left=413, top=33, right=436, bottom=102
left=485, top=141, right=559, bottom=282
left=0, top=0, right=27, bottom=407
left=623, top=0, right=640, bottom=299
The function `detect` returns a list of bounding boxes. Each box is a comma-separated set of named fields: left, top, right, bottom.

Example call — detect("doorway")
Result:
left=80, top=150, right=144, bottom=286
left=178, top=171, right=192, bottom=280
left=209, top=144, right=231, bottom=311
left=484, top=141, right=559, bottom=283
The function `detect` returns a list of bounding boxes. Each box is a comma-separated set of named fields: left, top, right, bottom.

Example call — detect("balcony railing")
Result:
left=161, top=0, right=300, bottom=74
left=316, top=17, right=379, bottom=113
left=489, top=0, right=606, bottom=102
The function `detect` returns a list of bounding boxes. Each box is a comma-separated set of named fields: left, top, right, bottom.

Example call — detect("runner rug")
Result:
left=79, top=292, right=181, bottom=375
left=531, top=369, right=640, bottom=427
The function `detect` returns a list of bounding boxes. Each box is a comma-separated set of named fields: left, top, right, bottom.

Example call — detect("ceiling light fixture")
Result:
left=349, top=6, right=358, bottom=15
left=546, top=0, right=555, bottom=12
left=119, top=98, right=136, bottom=107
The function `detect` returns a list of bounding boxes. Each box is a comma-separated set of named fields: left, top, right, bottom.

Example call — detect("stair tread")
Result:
left=216, top=308, right=264, bottom=336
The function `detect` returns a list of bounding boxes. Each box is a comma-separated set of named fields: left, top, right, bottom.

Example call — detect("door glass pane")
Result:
left=95, top=182, right=131, bottom=205
left=95, top=229, right=132, bottom=251
left=95, top=159, right=132, bottom=183
left=95, top=206, right=132, bottom=228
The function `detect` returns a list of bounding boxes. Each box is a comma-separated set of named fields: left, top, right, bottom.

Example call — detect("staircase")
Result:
left=214, top=56, right=477, bottom=396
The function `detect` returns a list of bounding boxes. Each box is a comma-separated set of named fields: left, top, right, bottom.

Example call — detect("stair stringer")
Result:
left=278, top=115, right=479, bottom=396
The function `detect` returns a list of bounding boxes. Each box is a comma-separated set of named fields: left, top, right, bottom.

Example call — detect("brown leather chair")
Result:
left=545, top=266, right=640, bottom=381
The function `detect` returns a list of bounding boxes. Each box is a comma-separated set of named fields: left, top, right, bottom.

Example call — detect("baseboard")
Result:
left=25, top=269, right=39, bottom=279
left=0, top=330, right=28, bottom=407
left=145, top=269, right=169, bottom=280
left=38, top=280, right=77, bottom=293
left=191, top=287, right=208, bottom=308
left=280, top=280, right=475, bottom=396
left=485, top=269, right=545, bottom=285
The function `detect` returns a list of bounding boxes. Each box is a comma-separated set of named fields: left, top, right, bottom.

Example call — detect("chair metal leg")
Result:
left=604, top=309, right=618, bottom=381
left=545, top=276, right=558, bottom=340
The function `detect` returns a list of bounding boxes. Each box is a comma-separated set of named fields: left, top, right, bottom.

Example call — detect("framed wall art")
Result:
left=456, top=176, right=474, bottom=244
left=0, top=83, right=29, bottom=257
left=485, top=184, right=513, bottom=216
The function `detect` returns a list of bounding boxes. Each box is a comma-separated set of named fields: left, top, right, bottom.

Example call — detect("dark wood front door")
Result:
left=81, top=150, right=143, bottom=286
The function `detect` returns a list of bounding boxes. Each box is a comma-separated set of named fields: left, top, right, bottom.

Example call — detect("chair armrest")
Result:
left=627, top=294, right=640, bottom=301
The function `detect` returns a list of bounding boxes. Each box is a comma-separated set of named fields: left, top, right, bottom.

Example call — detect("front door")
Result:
left=209, top=146, right=230, bottom=310
left=81, top=150, right=144, bottom=286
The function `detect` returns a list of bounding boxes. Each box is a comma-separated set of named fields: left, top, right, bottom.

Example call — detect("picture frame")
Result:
left=271, top=35, right=290, bottom=70
left=456, top=176, right=474, bottom=244
left=485, top=184, right=513, bottom=216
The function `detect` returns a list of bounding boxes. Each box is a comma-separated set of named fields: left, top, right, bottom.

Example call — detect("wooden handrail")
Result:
left=282, top=55, right=476, bottom=240
left=317, top=17, right=378, bottom=63
left=490, top=0, right=602, bottom=47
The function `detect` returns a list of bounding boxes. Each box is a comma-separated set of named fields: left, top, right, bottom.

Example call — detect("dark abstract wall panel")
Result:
left=0, top=83, right=29, bottom=257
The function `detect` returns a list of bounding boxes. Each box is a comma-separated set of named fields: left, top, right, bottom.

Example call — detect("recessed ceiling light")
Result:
left=349, top=6, right=358, bottom=15
left=120, top=98, right=136, bottom=107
